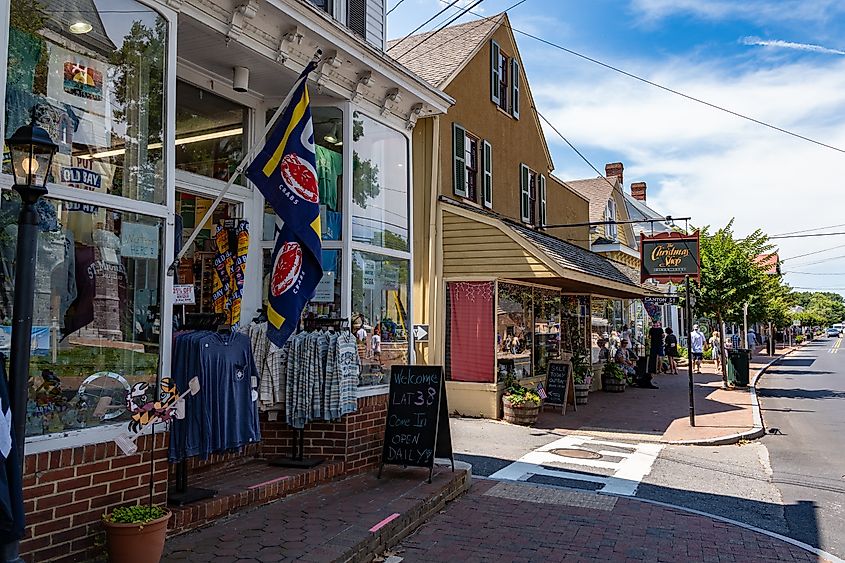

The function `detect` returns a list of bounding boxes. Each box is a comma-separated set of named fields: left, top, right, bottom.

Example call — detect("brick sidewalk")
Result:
left=397, top=479, right=825, bottom=562
left=533, top=348, right=793, bottom=444
left=163, top=464, right=469, bottom=562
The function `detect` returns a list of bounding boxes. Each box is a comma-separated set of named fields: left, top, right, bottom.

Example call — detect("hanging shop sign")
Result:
left=643, top=295, right=680, bottom=307
left=380, top=365, right=454, bottom=483
left=640, top=231, right=700, bottom=284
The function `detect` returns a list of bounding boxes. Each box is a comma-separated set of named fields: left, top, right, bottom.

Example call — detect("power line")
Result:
left=793, top=254, right=845, bottom=267
left=791, top=287, right=845, bottom=291
left=427, top=4, right=845, bottom=154
left=781, top=243, right=845, bottom=262
left=392, top=0, right=491, bottom=60
left=773, top=223, right=845, bottom=236
left=783, top=271, right=845, bottom=276
left=770, top=231, right=845, bottom=240
left=386, top=0, right=407, bottom=16
left=386, top=0, right=461, bottom=53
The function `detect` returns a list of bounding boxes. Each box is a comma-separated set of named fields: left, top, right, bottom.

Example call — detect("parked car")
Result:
left=828, top=327, right=843, bottom=337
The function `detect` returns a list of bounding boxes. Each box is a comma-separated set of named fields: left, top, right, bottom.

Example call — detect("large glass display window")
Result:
left=533, top=288, right=561, bottom=378
left=175, top=80, right=247, bottom=184
left=4, top=0, right=168, bottom=204
left=496, top=282, right=534, bottom=380
left=351, top=111, right=408, bottom=251
left=351, top=250, right=409, bottom=384
left=0, top=192, right=162, bottom=437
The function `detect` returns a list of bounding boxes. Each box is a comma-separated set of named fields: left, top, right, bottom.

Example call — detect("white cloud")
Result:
left=533, top=54, right=845, bottom=295
left=741, top=36, right=845, bottom=56
left=630, top=0, right=845, bottom=27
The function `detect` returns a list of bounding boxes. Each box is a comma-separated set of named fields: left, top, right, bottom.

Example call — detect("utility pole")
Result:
left=743, top=302, right=749, bottom=349
left=686, top=275, right=695, bottom=427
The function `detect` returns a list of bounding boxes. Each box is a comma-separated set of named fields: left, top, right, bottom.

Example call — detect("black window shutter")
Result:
left=348, top=0, right=367, bottom=39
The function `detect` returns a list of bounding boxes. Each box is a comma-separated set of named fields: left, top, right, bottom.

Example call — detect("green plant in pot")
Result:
left=601, top=361, right=627, bottom=392
left=502, top=376, right=541, bottom=425
left=102, top=504, right=171, bottom=563
left=571, top=350, right=592, bottom=405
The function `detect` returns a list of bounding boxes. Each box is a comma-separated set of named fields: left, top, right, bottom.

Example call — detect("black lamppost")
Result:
left=2, top=118, right=57, bottom=563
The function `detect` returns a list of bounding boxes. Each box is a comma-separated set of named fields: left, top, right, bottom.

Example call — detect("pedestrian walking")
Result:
left=690, top=324, right=706, bottom=374
left=709, top=331, right=722, bottom=372
left=648, top=321, right=664, bottom=375
left=664, top=327, right=679, bottom=374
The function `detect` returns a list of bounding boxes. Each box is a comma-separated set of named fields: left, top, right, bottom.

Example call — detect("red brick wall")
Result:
left=21, top=433, right=169, bottom=563
left=258, top=394, right=388, bottom=471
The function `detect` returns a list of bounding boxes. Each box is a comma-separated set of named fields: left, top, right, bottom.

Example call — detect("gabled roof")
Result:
left=624, top=193, right=673, bottom=242
left=387, top=15, right=504, bottom=88
left=564, top=177, right=617, bottom=223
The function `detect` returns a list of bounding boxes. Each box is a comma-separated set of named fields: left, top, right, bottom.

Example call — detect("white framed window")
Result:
left=491, top=40, right=511, bottom=113
left=606, top=199, right=618, bottom=240
left=520, top=163, right=539, bottom=224
left=482, top=140, right=493, bottom=208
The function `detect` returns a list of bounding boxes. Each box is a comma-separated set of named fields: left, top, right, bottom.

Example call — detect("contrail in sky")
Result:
left=742, top=36, right=845, bottom=55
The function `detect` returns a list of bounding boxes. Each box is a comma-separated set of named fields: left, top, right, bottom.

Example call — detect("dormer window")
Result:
left=605, top=199, right=618, bottom=240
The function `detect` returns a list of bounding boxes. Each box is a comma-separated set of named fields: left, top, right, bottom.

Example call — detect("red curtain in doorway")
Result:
left=447, top=281, right=494, bottom=383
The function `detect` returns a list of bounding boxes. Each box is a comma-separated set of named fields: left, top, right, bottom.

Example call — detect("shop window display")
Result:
left=351, top=250, right=409, bottom=384
left=561, top=295, right=588, bottom=354
left=4, top=0, right=168, bottom=204
left=175, top=192, right=247, bottom=324
left=533, top=288, right=561, bottom=378
left=445, top=281, right=495, bottom=383
left=261, top=247, right=343, bottom=320
left=0, top=193, right=161, bottom=437
left=496, top=283, right=533, bottom=380
left=264, top=107, right=342, bottom=241
left=175, top=81, right=248, bottom=184
left=351, top=112, right=408, bottom=251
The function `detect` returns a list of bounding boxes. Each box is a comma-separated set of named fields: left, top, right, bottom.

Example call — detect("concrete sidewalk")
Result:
left=533, top=347, right=795, bottom=445
left=396, top=479, right=834, bottom=562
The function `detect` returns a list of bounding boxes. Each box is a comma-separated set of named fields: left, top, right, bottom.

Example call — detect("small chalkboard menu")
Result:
left=545, top=360, right=576, bottom=414
left=379, top=365, right=454, bottom=482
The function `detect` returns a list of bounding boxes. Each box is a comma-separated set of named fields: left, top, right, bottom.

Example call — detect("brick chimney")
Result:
left=605, top=162, right=623, bottom=184
left=631, top=182, right=647, bottom=202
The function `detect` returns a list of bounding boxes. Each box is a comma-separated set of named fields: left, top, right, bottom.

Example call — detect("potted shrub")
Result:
left=601, top=361, right=626, bottom=393
left=572, top=351, right=592, bottom=405
left=502, top=378, right=541, bottom=426
left=102, top=504, right=171, bottom=563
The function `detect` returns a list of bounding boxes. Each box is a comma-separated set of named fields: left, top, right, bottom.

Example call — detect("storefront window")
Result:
left=533, top=288, right=561, bottom=378
left=497, top=283, right=533, bottom=380
left=351, top=250, right=409, bottom=384
left=263, top=107, right=343, bottom=241
left=446, top=281, right=495, bottom=383
left=4, top=0, right=168, bottom=204
left=262, top=247, right=343, bottom=320
left=0, top=192, right=161, bottom=437
left=561, top=295, right=588, bottom=355
left=176, top=81, right=247, bottom=183
left=174, top=192, right=244, bottom=320
left=351, top=112, right=408, bottom=251
left=590, top=297, right=625, bottom=363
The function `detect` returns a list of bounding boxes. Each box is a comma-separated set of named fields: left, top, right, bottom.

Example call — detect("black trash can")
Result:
left=729, top=349, right=751, bottom=386
left=636, top=357, right=648, bottom=379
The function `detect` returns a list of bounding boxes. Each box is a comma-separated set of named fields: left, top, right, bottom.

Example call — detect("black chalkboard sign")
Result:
left=545, top=360, right=576, bottom=414
left=379, top=365, right=454, bottom=482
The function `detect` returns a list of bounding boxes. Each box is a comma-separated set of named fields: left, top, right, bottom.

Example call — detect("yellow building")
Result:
left=392, top=14, right=650, bottom=418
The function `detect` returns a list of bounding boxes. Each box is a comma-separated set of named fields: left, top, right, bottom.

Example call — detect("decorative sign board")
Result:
left=643, top=296, right=680, bottom=307
left=380, top=365, right=454, bottom=483
left=173, top=284, right=196, bottom=305
left=544, top=360, right=576, bottom=415
left=640, top=231, right=700, bottom=284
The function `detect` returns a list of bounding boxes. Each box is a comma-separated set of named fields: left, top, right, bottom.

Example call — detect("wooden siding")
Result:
left=365, top=0, right=384, bottom=49
left=442, top=212, right=556, bottom=277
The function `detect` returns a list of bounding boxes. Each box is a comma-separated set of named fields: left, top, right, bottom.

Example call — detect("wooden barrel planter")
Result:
left=602, top=378, right=626, bottom=393
left=502, top=396, right=540, bottom=426
left=574, top=383, right=590, bottom=405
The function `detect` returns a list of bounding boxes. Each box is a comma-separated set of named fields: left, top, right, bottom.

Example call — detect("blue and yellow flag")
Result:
left=246, top=63, right=323, bottom=348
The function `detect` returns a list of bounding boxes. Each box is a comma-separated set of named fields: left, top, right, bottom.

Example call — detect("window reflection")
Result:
left=351, top=112, right=408, bottom=251
left=0, top=192, right=161, bottom=437
left=497, top=283, right=533, bottom=380
left=175, top=81, right=247, bottom=183
left=4, top=0, right=168, bottom=203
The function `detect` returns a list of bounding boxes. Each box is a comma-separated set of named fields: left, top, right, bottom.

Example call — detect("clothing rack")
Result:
left=168, top=320, right=225, bottom=507
left=268, top=317, right=348, bottom=469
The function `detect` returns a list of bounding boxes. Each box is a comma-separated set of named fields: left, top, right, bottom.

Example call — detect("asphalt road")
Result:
left=758, top=336, right=845, bottom=558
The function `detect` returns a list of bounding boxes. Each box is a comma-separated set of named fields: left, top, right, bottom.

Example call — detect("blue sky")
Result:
left=388, top=0, right=845, bottom=297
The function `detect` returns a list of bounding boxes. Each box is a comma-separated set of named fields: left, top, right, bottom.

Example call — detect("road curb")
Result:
left=665, top=347, right=797, bottom=446
left=605, top=494, right=844, bottom=563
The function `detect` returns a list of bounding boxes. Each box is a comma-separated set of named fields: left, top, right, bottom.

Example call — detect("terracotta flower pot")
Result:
left=502, top=395, right=540, bottom=426
left=103, top=510, right=171, bottom=563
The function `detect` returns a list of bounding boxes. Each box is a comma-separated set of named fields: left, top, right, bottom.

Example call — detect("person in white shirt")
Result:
left=356, top=326, right=366, bottom=342
left=689, top=324, right=706, bottom=374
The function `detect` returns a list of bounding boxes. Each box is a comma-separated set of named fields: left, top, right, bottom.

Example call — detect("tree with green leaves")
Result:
left=682, top=221, right=782, bottom=387
left=792, top=292, right=845, bottom=328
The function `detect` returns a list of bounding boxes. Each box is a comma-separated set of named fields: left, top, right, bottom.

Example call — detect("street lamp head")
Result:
left=6, top=118, right=58, bottom=200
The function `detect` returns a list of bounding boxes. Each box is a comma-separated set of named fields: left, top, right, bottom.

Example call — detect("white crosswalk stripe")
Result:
left=488, top=434, right=663, bottom=496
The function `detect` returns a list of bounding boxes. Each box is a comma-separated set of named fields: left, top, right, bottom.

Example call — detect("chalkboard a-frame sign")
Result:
left=379, top=365, right=454, bottom=483
left=544, top=360, right=576, bottom=415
